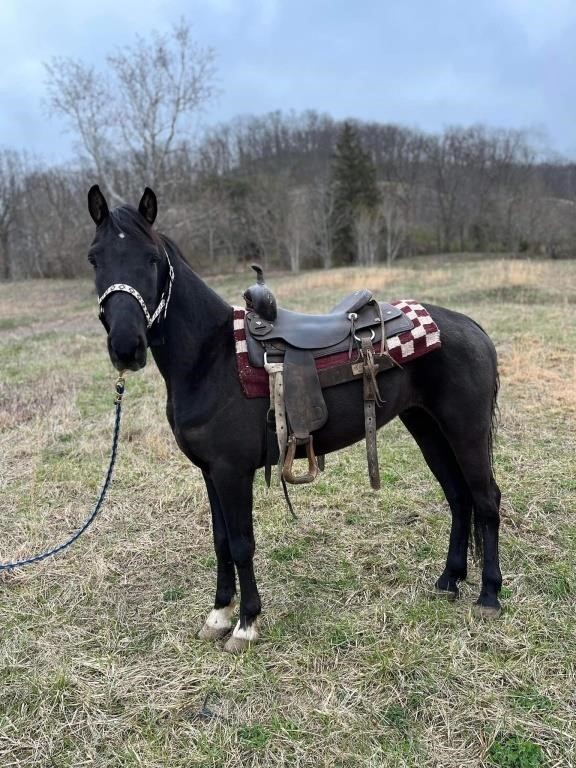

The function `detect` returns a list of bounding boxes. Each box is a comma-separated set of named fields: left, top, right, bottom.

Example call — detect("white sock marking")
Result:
left=232, top=619, right=259, bottom=642
left=204, top=602, right=236, bottom=630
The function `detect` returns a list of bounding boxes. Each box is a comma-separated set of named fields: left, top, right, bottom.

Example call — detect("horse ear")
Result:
left=88, top=185, right=109, bottom=226
left=138, top=187, right=157, bottom=225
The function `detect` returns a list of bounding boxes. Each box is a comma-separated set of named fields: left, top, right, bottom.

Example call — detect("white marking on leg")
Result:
left=231, top=619, right=259, bottom=642
left=204, top=602, right=236, bottom=631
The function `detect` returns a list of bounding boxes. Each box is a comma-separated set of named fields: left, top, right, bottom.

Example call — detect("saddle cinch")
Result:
left=243, top=265, right=414, bottom=490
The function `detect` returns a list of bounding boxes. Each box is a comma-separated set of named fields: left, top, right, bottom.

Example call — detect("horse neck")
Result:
left=151, top=250, right=233, bottom=382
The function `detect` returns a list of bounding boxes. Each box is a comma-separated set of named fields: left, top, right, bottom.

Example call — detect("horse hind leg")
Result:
left=471, top=473, right=502, bottom=618
left=400, top=408, right=472, bottom=599
left=429, top=411, right=503, bottom=617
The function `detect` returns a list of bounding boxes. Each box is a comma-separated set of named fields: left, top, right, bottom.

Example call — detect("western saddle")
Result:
left=243, top=265, right=413, bottom=489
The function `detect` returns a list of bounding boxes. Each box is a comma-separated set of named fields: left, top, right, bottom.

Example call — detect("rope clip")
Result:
left=115, top=372, right=126, bottom=404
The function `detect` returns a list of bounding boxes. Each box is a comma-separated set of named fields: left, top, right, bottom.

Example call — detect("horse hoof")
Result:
left=198, top=625, right=231, bottom=641
left=223, top=620, right=259, bottom=653
left=433, top=586, right=458, bottom=601
left=197, top=604, right=236, bottom=641
left=224, top=635, right=254, bottom=654
left=472, top=603, right=502, bottom=619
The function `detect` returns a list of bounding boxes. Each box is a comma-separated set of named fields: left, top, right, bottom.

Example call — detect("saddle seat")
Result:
left=245, top=290, right=413, bottom=367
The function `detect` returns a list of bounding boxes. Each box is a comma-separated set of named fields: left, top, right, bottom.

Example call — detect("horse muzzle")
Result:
left=107, top=332, right=147, bottom=372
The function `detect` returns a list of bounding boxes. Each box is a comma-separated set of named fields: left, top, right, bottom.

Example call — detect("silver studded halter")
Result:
left=98, top=245, right=174, bottom=330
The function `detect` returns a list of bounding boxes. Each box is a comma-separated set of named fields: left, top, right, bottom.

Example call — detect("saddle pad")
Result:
left=233, top=299, right=441, bottom=399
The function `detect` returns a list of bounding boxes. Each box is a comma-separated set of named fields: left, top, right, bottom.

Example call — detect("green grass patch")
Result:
left=237, top=724, right=271, bottom=749
left=488, top=735, right=544, bottom=767
left=162, top=586, right=187, bottom=602
left=509, top=686, right=555, bottom=714
left=0, top=316, right=33, bottom=330
left=270, top=544, right=303, bottom=562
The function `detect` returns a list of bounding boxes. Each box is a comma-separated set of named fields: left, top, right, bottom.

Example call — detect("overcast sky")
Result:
left=0, top=0, right=574, bottom=163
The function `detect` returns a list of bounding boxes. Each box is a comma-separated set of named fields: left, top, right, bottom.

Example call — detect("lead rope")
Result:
left=0, top=374, right=126, bottom=573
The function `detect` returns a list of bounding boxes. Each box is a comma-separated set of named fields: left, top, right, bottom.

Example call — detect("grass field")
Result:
left=0, top=256, right=575, bottom=768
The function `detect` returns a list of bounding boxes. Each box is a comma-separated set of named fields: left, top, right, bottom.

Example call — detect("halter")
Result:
left=98, top=245, right=174, bottom=331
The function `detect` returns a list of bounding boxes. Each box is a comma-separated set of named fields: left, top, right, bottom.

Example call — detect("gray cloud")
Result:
left=1, top=0, right=574, bottom=160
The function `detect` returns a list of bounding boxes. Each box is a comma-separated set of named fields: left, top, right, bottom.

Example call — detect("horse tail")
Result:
left=488, top=367, right=500, bottom=468
left=471, top=354, right=500, bottom=561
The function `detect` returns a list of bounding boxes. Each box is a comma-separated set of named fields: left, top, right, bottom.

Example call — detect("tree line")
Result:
left=1, top=22, right=575, bottom=280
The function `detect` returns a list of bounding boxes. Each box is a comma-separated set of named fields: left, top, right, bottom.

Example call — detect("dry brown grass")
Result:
left=1, top=256, right=575, bottom=767
left=275, top=265, right=453, bottom=310
left=279, top=266, right=419, bottom=294
left=500, top=336, right=576, bottom=414
left=460, top=260, right=563, bottom=291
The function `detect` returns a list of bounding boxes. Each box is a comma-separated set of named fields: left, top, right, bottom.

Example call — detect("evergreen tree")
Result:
left=330, top=122, right=381, bottom=265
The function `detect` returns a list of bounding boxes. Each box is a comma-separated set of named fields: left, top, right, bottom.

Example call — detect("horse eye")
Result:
left=150, top=253, right=161, bottom=265
left=88, top=257, right=97, bottom=270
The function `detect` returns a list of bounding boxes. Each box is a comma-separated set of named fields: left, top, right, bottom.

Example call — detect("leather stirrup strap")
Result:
left=361, top=336, right=381, bottom=490
left=264, top=408, right=277, bottom=487
left=364, top=400, right=380, bottom=490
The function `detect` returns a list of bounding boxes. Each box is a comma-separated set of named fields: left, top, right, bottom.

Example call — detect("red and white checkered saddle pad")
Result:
left=233, top=299, right=441, bottom=398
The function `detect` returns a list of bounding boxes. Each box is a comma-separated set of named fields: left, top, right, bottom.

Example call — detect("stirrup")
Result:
left=282, top=435, right=320, bottom=485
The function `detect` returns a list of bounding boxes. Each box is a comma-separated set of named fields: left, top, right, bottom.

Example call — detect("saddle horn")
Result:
left=243, top=263, right=277, bottom=321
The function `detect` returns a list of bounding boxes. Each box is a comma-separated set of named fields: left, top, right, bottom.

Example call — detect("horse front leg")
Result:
left=198, top=474, right=237, bottom=641
left=208, top=465, right=261, bottom=653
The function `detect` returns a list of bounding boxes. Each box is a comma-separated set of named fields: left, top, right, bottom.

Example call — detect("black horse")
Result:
left=87, top=186, right=502, bottom=653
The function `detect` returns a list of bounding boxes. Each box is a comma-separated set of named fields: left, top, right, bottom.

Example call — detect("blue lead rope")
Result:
left=0, top=375, right=125, bottom=573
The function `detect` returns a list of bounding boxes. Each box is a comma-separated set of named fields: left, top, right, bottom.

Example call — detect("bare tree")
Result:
left=380, top=183, right=408, bottom=265
left=283, top=186, right=312, bottom=272
left=353, top=207, right=381, bottom=266
left=15, top=166, right=92, bottom=278
left=45, top=20, right=216, bottom=199
left=182, top=181, right=239, bottom=271
left=309, top=182, right=336, bottom=269
left=313, top=193, right=333, bottom=269
left=0, top=150, right=24, bottom=281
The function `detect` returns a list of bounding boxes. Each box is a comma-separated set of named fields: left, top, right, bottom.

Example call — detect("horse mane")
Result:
left=157, top=232, right=188, bottom=265
left=153, top=228, right=231, bottom=326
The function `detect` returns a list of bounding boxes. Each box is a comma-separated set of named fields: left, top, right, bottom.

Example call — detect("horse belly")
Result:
left=310, top=368, right=411, bottom=456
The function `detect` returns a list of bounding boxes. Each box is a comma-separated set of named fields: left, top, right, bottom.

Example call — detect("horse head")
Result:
left=87, top=185, right=172, bottom=372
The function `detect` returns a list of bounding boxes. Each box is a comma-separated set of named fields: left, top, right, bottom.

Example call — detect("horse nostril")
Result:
left=109, top=334, right=146, bottom=366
